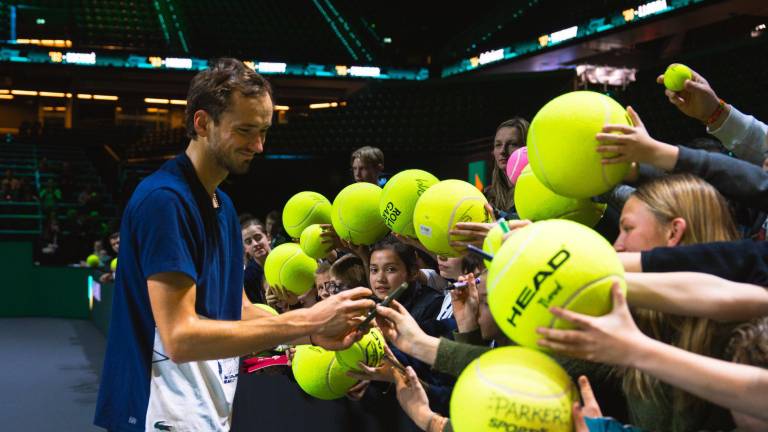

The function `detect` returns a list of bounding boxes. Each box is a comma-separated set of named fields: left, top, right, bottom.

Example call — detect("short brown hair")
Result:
left=329, top=255, right=367, bottom=288
left=185, top=58, right=273, bottom=140
left=351, top=146, right=384, bottom=166
left=727, top=317, right=768, bottom=368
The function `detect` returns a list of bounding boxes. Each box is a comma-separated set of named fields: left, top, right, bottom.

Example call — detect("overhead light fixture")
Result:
left=257, top=62, right=287, bottom=73
left=274, top=105, right=290, bottom=111
left=309, top=102, right=339, bottom=109
left=77, top=93, right=93, bottom=99
left=39, top=91, right=65, bottom=98
left=93, top=94, right=118, bottom=101
left=349, top=66, right=380, bottom=77
left=478, top=49, right=504, bottom=65
left=636, top=0, right=668, bottom=18
left=549, top=26, right=578, bottom=44
left=0, top=95, right=14, bottom=100
left=169, top=99, right=187, bottom=105
left=145, top=98, right=170, bottom=104
left=11, top=90, right=38, bottom=96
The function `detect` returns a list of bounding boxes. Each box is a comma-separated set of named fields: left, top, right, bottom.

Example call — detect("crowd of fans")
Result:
left=227, top=64, right=768, bottom=432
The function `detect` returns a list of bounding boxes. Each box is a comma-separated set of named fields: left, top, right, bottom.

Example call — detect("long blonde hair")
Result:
left=485, top=118, right=529, bottom=211
left=623, top=174, right=738, bottom=411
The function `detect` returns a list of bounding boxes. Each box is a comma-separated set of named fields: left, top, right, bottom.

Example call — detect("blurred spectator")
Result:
left=265, top=210, right=290, bottom=247
left=39, top=179, right=62, bottom=211
left=350, top=146, right=384, bottom=184
left=38, top=157, right=49, bottom=174
left=59, top=161, right=75, bottom=199
left=100, top=232, right=120, bottom=283
left=17, top=178, right=36, bottom=202
left=40, top=211, right=61, bottom=257
left=1, top=169, right=21, bottom=201
left=78, top=184, right=95, bottom=206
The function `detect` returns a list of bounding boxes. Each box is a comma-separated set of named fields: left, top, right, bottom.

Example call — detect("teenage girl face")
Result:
left=242, top=224, right=271, bottom=262
left=437, top=255, right=463, bottom=280
left=369, top=249, right=412, bottom=300
left=492, top=127, right=522, bottom=171
left=614, top=196, right=679, bottom=252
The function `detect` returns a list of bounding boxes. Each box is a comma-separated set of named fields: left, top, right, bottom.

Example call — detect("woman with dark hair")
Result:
left=484, top=117, right=529, bottom=214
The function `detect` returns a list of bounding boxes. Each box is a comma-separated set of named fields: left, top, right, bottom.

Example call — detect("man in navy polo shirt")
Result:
left=95, top=58, right=374, bottom=432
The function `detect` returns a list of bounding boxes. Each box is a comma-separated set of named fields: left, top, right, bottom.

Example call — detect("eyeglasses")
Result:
left=323, top=280, right=348, bottom=296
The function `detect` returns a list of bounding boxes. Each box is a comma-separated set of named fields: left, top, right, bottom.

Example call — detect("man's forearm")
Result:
left=166, top=309, right=318, bottom=362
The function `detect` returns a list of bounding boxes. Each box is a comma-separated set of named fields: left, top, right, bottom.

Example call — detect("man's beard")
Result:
left=210, top=136, right=251, bottom=175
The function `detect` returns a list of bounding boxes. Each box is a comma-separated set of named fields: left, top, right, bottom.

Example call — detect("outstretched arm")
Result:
left=148, top=271, right=374, bottom=362
left=538, top=282, right=768, bottom=421
left=626, top=272, right=768, bottom=321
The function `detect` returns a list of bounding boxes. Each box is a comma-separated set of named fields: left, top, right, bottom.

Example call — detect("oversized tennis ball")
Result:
left=335, top=327, right=386, bottom=371
left=283, top=191, right=332, bottom=239
left=527, top=91, right=631, bottom=198
left=332, top=183, right=389, bottom=245
left=482, top=224, right=505, bottom=267
left=86, top=254, right=100, bottom=268
left=514, top=165, right=606, bottom=227
left=413, top=179, right=492, bottom=257
left=253, top=303, right=279, bottom=316
left=450, top=346, right=576, bottom=432
left=264, top=243, right=317, bottom=295
left=379, top=169, right=439, bottom=238
left=292, top=345, right=358, bottom=400
left=110, top=258, right=117, bottom=272
left=299, top=224, right=332, bottom=259
left=505, top=147, right=528, bottom=185
left=326, top=357, right=358, bottom=395
left=663, top=63, right=692, bottom=92
left=487, top=219, right=626, bottom=350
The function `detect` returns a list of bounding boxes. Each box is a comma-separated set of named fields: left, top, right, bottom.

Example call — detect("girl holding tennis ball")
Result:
left=547, top=174, right=739, bottom=432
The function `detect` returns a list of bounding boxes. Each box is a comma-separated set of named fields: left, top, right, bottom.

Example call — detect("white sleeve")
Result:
left=708, top=105, right=768, bottom=166
left=420, top=268, right=450, bottom=292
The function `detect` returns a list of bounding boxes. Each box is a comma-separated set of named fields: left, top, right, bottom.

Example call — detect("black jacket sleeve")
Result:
left=641, top=240, right=768, bottom=285
left=674, top=146, right=768, bottom=211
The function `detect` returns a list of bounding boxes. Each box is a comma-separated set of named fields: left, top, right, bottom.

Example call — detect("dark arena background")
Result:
left=0, top=1, right=767, bottom=431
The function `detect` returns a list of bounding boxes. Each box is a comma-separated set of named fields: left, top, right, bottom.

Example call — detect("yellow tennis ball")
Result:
left=514, top=165, right=606, bottom=227
left=292, top=345, right=358, bottom=400
left=283, top=191, right=332, bottom=239
left=326, top=357, right=359, bottom=395
left=663, top=63, right=692, bottom=92
left=413, top=179, right=492, bottom=257
left=482, top=224, right=505, bottom=268
left=299, top=224, right=333, bottom=259
left=487, top=219, right=626, bottom=350
left=110, top=258, right=117, bottom=272
left=264, top=243, right=317, bottom=295
left=86, top=254, right=100, bottom=268
left=527, top=91, right=631, bottom=198
left=450, top=346, right=576, bottom=432
left=335, top=327, right=386, bottom=371
left=332, top=183, right=390, bottom=245
left=379, top=169, right=439, bottom=238
left=253, top=303, right=279, bottom=315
